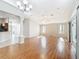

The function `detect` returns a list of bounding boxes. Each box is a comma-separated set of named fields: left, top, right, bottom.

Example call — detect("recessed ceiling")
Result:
left=3, top=0, right=78, bottom=24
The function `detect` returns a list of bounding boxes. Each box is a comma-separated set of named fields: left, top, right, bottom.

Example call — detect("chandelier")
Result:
left=16, top=0, right=32, bottom=13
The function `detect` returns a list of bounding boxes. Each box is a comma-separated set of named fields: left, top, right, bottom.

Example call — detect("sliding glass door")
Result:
left=77, top=6, right=79, bottom=59
left=70, top=17, right=77, bottom=48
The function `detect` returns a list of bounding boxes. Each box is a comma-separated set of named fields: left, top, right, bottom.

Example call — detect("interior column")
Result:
left=20, top=17, right=24, bottom=44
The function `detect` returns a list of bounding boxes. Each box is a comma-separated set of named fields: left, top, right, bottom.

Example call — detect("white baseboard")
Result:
left=0, top=40, right=11, bottom=48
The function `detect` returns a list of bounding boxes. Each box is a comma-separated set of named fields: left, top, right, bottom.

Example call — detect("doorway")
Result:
left=9, top=19, right=20, bottom=44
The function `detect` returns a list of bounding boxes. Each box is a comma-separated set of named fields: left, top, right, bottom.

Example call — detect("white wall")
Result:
left=0, top=32, right=9, bottom=42
left=0, top=11, right=20, bottom=47
left=29, top=20, right=40, bottom=37
left=0, top=18, right=9, bottom=42
left=23, top=19, right=29, bottom=38
left=23, top=18, right=40, bottom=38
left=40, top=23, right=69, bottom=39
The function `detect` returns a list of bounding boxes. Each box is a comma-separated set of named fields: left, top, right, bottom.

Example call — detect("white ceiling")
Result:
left=2, top=0, right=78, bottom=24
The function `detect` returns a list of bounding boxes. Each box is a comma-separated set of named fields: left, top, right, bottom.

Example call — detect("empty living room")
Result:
left=0, top=0, right=79, bottom=59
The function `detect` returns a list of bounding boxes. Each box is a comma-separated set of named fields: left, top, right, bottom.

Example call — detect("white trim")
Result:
left=40, top=20, right=69, bottom=25
left=0, top=40, right=11, bottom=48
left=0, top=0, right=26, bottom=17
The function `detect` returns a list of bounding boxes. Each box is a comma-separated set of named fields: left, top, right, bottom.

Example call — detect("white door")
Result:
left=11, top=22, right=20, bottom=44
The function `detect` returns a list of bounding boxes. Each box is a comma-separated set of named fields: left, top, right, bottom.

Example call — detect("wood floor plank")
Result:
left=0, top=36, right=76, bottom=59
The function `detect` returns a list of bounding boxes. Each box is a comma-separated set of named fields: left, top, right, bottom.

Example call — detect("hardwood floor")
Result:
left=0, top=36, right=76, bottom=59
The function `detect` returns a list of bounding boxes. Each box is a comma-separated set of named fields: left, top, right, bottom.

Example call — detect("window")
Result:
left=42, top=25, right=46, bottom=34
left=59, top=24, right=64, bottom=34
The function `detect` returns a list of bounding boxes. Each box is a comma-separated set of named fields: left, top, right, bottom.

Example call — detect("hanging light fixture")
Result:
left=16, top=0, right=32, bottom=13
left=23, top=0, right=28, bottom=4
